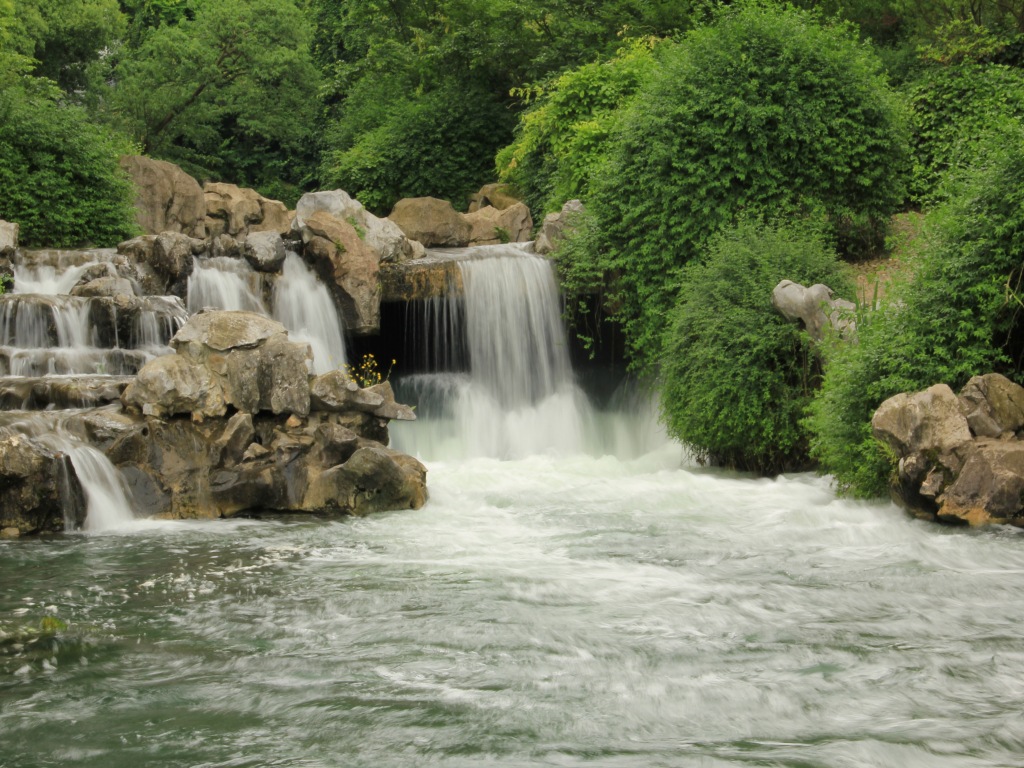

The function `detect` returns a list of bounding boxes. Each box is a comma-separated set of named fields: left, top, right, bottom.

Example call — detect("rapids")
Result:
left=2, top=245, right=1023, bottom=767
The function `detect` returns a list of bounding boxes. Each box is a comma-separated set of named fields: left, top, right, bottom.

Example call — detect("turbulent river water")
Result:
left=3, top=246, right=1024, bottom=767
left=3, top=438, right=1024, bottom=768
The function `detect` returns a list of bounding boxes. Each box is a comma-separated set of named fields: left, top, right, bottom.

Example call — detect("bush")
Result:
left=496, top=38, right=659, bottom=215
left=807, top=120, right=1024, bottom=496
left=0, top=85, right=137, bottom=247
left=563, top=3, right=909, bottom=371
left=660, top=220, right=852, bottom=475
left=320, top=79, right=515, bottom=215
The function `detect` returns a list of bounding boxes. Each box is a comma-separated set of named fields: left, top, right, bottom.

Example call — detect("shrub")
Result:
left=0, top=84, right=137, bottom=247
left=807, top=120, right=1024, bottom=496
left=660, top=220, right=852, bottom=475
left=563, top=3, right=909, bottom=371
left=320, top=79, right=515, bottom=215
left=496, top=38, right=660, bottom=215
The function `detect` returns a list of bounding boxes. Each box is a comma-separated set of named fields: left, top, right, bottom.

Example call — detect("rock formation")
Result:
left=464, top=203, right=533, bottom=245
left=467, top=183, right=522, bottom=212
left=0, top=219, right=19, bottom=256
left=535, top=199, right=583, bottom=255
left=118, top=155, right=207, bottom=238
left=873, top=373, right=1024, bottom=526
left=389, top=196, right=533, bottom=248
left=204, top=182, right=292, bottom=240
left=772, top=280, right=856, bottom=341
left=0, top=434, right=85, bottom=534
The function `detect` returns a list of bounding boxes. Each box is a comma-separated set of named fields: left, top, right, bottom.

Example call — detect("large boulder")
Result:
left=467, top=183, right=522, bottom=212
left=204, top=182, right=292, bottom=240
left=772, top=280, right=856, bottom=341
left=535, top=199, right=583, bottom=255
left=122, top=311, right=312, bottom=419
left=117, top=232, right=204, bottom=296
left=389, top=197, right=472, bottom=248
left=939, top=440, right=1024, bottom=525
left=0, top=434, right=85, bottom=533
left=294, top=190, right=411, bottom=263
left=118, top=156, right=206, bottom=238
left=873, top=384, right=973, bottom=459
left=464, top=203, right=533, bottom=245
left=310, top=372, right=416, bottom=421
left=957, top=373, right=1024, bottom=438
left=300, top=211, right=381, bottom=334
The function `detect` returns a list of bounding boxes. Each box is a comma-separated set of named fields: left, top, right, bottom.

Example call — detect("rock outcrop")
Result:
left=204, top=182, right=292, bottom=240
left=464, top=203, right=533, bottom=245
left=467, top=183, right=522, bottom=212
left=0, top=434, right=85, bottom=534
left=772, top=280, right=856, bottom=341
left=389, top=197, right=472, bottom=248
left=0, top=219, right=19, bottom=256
left=294, top=190, right=413, bottom=264
left=535, top=199, right=583, bottom=255
left=110, top=310, right=427, bottom=519
left=118, top=155, right=207, bottom=238
left=873, top=373, right=1024, bottom=526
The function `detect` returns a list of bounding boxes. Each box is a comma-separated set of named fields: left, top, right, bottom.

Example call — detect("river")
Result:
left=3, top=439, right=1024, bottom=767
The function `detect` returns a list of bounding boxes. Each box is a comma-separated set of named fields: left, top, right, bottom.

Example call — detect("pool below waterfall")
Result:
left=3, top=443, right=1024, bottom=767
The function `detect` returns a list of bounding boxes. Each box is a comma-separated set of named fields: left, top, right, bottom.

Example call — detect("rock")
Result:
left=70, top=276, right=137, bottom=298
left=294, top=189, right=409, bottom=263
left=389, top=197, right=471, bottom=247
left=0, top=527, right=19, bottom=539
left=464, top=203, right=533, bottom=245
left=213, top=412, right=256, bottom=466
left=122, top=311, right=312, bottom=419
left=243, top=231, right=286, bottom=273
left=302, top=445, right=427, bottom=515
left=0, top=219, right=19, bottom=256
left=205, top=182, right=291, bottom=240
left=958, top=373, right=1024, bottom=438
left=772, top=280, right=856, bottom=341
left=0, top=435, right=85, bottom=533
left=153, top=232, right=201, bottom=296
left=873, top=384, right=973, bottom=459
left=535, top=199, right=583, bottom=255
left=118, top=156, right=207, bottom=238
left=301, top=212, right=381, bottom=334
left=310, top=370, right=385, bottom=412
left=315, top=422, right=360, bottom=466
left=467, top=183, right=521, bottom=212
left=939, top=440, right=1024, bottom=525
left=210, top=233, right=242, bottom=259
left=380, top=253, right=464, bottom=301
left=364, top=381, right=416, bottom=421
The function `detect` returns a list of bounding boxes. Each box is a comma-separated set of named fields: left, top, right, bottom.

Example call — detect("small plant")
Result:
left=344, top=354, right=395, bottom=388
left=346, top=215, right=367, bottom=240
left=494, top=226, right=511, bottom=244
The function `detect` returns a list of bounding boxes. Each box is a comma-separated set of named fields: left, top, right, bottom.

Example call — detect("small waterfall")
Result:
left=12, top=248, right=118, bottom=295
left=393, top=246, right=592, bottom=459
left=65, top=444, right=136, bottom=531
left=187, top=257, right=267, bottom=314
left=272, top=253, right=347, bottom=373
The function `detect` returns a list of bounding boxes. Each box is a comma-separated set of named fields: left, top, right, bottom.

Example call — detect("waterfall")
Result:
left=393, top=246, right=593, bottom=460
left=272, top=253, right=347, bottom=373
left=187, top=257, right=268, bottom=314
left=65, top=444, right=136, bottom=532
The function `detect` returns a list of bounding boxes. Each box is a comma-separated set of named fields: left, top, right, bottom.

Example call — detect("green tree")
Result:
left=101, top=0, right=319, bottom=193
left=660, top=220, right=851, bottom=475
left=0, top=84, right=137, bottom=247
left=560, top=3, right=909, bottom=371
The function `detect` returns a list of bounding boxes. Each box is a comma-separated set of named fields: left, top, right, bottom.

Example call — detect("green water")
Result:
left=3, top=449, right=1024, bottom=767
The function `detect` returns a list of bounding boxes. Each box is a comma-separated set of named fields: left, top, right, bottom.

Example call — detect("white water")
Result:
left=272, top=252, right=347, bottom=373
left=66, top=444, right=136, bottom=531
left=187, top=257, right=267, bottom=314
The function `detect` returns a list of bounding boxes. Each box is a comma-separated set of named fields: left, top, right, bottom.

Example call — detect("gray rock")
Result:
left=939, top=439, right=1024, bottom=525
left=0, top=435, right=85, bottom=533
left=958, top=373, right=1024, bottom=438
left=535, top=199, right=583, bottom=255
left=118, top=156, right=207, bottom=238
left=0, top=219, right=19, bottom=256
left=243, top=231, right=286, bottom=273
left=294, top=189, right=409, bottom=263
left=772, top=280, right=856, bottom=341
left=464, top=203, right=533, bottom=245
left=70, top=276, right=137, bottom=298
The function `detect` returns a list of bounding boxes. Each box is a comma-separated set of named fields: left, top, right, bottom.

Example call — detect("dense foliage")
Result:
left=0, top=84, right=137, bottom=247
left=561, top=3, right=909, bottom=371
left=807, top=122, right=1024, bottom=495
left=496, top=38, right=659, bottom=215
left=660, top=221, right=852, bottom=474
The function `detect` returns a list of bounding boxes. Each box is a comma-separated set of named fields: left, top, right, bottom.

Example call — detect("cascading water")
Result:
left=64, top=444, right=136, bottom=531
left=392, top=244, right=663, bottom=460
left=187, top=257, right=267, bottom=314
left=272, top=253, right=347, bottom=373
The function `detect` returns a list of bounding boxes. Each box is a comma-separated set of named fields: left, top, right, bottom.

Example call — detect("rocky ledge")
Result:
left=873, top=373, right=1024, bottom=526
left=0, top=310, right=427, bottom=533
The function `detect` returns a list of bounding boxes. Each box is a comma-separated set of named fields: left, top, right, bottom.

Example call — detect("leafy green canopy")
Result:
left=660, top=220, right=851, bottom=475
left=807, top=120, right=1024, bottom=496
left=320, top=78, right=515, bottom=215
left=562, top=3, right=909, bottom=371
left=102, top=0, right=319, bottom=195
left=0, top=84, right=137, bottom=247
left=496, top=38, right=660, bottom=215
left=906, top=25, right=1024, bottom=202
